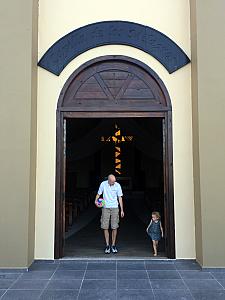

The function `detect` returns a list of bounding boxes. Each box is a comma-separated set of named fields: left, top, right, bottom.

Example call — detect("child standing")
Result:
left=146, top=211, right=163, bottom=256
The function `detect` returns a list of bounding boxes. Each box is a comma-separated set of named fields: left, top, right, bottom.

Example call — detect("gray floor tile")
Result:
left=40, top=289, right=79, bottom=299
left=0, top=274, right=21, bottom=280
left=0, top=270, right=26, bottom=274
left=28, top=263, right=58, bottom=272
left=58, top=261, right=87, bottom=270
left=117, top=270, right=148, bottom=279
left=147, top=270, right=180, bottom=279
left=117, top=289, right=154, bottom=299
left=190, top=290, right=225, bottom=300
left=145, top=263, right=176, bottom=270
left=175, top=262, right=201, bottom=271
left=81, top=279, right=116, bottom=289
left=150, top=279, right=187, bottom=290
left=32, top=260, right=57, bottom=264
left=0, top=290, right=6, bottom=297
left=20, top=271, right=54, bottom=279
left=212, top=272, right=225, bottom=279
left=46, top=279, right=82, bottom=290
left=184, top=279, right=223, bottom=290
left=10, top=279, right=49, bottom=290
left=218, top=279, right=225, bottom=288
left=2, top=289, right=42, bottom=299
left=52, top=270, right=84, bottom=279
left=85, top=270, right=116, bottom=279
left=179, top=271, right=213, bottom=279
left=117, top=279, right=151, bottom=289
left=154, top=289, right=193, bottom=300
left=202, top=268, right=225, bottom=273
left=0, top=280, right=15, bottom=289
left=78, top=289, right=116, bottom=300
left=117, top=261, right=145, bottom=270
left=87, top=262, right=116, bottom=270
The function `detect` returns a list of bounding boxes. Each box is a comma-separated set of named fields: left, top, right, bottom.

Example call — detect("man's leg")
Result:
left=111, top=208, right=119, bottom=253
left=112, top=229, right=117, bottom=246
left=101, top=208, right=111, bottom=253
left=104, top=229, right=110, bottom=246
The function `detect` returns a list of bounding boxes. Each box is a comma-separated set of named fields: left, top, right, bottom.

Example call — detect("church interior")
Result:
left=64, top=117, right=166, bottom=257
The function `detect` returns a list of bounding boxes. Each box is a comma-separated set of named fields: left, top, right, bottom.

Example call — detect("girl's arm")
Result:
left=160, top=221, right=164, bottom=237
left=146, top=220, right=152, bottom=232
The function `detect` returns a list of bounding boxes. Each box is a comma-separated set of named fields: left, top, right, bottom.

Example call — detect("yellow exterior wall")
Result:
left=36, top=0, right=195, bottom=259
left=190, top=0, right=225, bottom=267
left=0, top=0, right=38, bottom=268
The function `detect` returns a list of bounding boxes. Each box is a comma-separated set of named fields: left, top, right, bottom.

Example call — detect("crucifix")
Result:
left=101, top=123, right=133, bottom=175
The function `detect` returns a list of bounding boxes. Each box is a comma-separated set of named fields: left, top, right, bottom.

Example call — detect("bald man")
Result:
left=95, top=174, right=124, bottom=254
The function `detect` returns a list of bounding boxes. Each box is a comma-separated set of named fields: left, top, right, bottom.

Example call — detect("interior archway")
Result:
left=55, top=55, right=175, bottom=259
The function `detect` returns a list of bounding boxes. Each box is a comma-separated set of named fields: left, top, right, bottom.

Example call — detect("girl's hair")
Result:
left=152, top=211, right=161, bottom=219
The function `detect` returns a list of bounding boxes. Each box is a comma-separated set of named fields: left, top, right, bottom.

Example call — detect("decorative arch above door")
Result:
left=38, top=21, right=190, bottom=75
left=58, top=55, right=171, bottom=112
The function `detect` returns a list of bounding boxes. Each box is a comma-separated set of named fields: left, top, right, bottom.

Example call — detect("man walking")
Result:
left=95, top=174, right=124, bottom=254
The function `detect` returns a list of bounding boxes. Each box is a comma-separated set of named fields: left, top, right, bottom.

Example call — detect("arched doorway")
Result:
left=55, top=55, right=175, bottom=258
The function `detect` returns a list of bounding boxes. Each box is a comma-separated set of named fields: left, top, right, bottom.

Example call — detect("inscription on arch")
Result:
left=38, top=21, right=190, bottom=76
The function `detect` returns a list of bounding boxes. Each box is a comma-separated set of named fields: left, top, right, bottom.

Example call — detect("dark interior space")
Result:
left=64, top=118, right=166, bottom=258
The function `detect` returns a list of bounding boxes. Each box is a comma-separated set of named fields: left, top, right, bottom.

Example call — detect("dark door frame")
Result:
left=54, top=56, right=175, bottom=259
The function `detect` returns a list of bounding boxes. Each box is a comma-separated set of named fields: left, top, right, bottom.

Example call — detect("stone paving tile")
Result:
left=81, top=279, right=116, bottom=289
left=28, top=263, right=58, bottom=272
left=0, top=274, right=21, bottom=280
left=0, top=280, right=15, bottom=289
left=40, top=289, right=79, bottom=299
left=0, top=290, right=6, bottom=297
left=117, top=289, right=154, bottom=299
left=217, top=279, right=225, bottom=289
left=85, top=270, right=116, bottom=279
left=190, top=290, right=225, bottom=300
left=147, top=270, right=180, bottom=279
left=20, top=270, right=54, bottom=280
left=145, top=262, right=176, bottom=270
left=87, top=262, right=116, bottom=270
left=150, top=279, right=187, bottom=290
left=1, top=289, right=42, bottom=299
left=46, top=279, right=82, bottom=290
left=179, top=270, right=214, bottom=279
left=10, top=279, right=49, bottom=290
left=117, top=261, right=145, bottom=270
left=184, top=279, right=223, bottom=290
left=175, top=261, right=201, bottom=271
left=153, top=289, right=193, bottom=300
left=58, top=261, right=87, bottom=270
left=78, top=288, right=116, bottom=300
left=212, top=272, right=225, bottom=279
left=52, top=270, right=85, bottom=280
left=117, top=270, right=148, bottom=279
left=117, top=279, right=151, bottom=289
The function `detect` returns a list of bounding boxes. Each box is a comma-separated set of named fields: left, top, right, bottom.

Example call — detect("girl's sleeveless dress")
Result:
left=147, top=220, right=161, bottom=241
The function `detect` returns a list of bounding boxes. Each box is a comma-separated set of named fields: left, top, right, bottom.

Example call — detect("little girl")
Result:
left=146, top=211, right=163, bottom=256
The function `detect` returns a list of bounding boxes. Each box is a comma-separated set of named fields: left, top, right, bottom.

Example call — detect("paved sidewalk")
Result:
left=0, top=260, right=225, bottom=299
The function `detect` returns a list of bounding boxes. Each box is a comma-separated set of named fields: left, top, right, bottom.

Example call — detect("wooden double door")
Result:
left=55, top=56, right=175, bottom=258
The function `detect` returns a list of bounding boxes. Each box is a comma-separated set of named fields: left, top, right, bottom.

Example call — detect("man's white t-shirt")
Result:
left=97, top=180, right=123, bottom=208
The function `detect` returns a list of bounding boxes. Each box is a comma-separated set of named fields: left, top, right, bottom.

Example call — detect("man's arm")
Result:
left=95, top=194, right=100, bottom=207
left=118, top=196, right=124, bottom=218
left=95, top=182, right=103, bottom=207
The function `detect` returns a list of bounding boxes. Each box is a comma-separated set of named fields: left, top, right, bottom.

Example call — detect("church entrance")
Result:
left=55, top=56, right=175, bottom=259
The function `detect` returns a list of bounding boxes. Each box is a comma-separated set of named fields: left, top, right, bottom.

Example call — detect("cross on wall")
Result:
left=101, top=123, right=133, bottom=175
